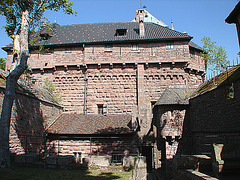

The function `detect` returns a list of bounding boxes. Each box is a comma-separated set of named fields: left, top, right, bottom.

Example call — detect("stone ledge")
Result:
left=175, top=169, right=218, bottom=180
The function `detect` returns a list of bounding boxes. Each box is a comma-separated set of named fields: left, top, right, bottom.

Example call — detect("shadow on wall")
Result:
left=152, top=105, right=192, bottom=179
left=12, top=93, right=45, bottom=154
left=93, top=127, right=137, bottom=157
left=46, top=127, right=138, bottom=163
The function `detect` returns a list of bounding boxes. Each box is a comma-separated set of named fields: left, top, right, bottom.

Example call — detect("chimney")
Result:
left=136, top=9, right=145, bottom=37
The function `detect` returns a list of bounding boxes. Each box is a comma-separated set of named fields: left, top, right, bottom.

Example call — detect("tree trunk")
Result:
left=0, top=10, right=29, bottom=168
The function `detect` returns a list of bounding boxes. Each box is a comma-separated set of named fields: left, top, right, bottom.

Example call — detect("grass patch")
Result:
left=0, top=167, right=132, bottom=180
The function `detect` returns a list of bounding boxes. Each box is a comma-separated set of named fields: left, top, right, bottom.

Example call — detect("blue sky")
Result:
left=0, top=0, right=239, bottom=76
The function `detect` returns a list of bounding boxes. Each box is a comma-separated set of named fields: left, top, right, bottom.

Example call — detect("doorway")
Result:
left=140, top=146, right=154, bottom=172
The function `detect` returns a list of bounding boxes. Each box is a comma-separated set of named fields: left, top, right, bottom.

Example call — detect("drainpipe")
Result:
left=83, top=44, right=87, bottom=115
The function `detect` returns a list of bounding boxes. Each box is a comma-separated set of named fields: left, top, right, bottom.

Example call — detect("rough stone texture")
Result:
left=46, top=137, right=137, bottom=163
left=190, top=79, right=240, bottom=155
left=83, top=155, right=111, bottom=167
left=153, top=106, right=188, bottom=159
left=19, top=43, right=205, bottom=141
left=14, top=153, right=41, bottom=164
left=174, top=169, right=218, bottom=180
left=0, top=88, right=63, bottom=155
left=6, top=42, right=204, bottom=115
left=132, top=156, right=147, bottom=180
left=46, top=155, right=74, bottom=166
left=123, top=155, right=135, bottom=170
left=4, top=40, right=204, bottom=170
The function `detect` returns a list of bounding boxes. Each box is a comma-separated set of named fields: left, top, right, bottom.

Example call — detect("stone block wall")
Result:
left=5, top=41, right=204, bottom=115
left=46, top=137, right=137, bottom=162
left=190, top=79, right=240, bottom=155
left=6, top=41, right=204, bottom=71
left=0, top=88, right=63, bottom=155
left=30, top=64, right=202, bottom=114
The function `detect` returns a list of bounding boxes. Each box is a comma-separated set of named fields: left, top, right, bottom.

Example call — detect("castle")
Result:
left=3, top=8, right=205, bottom=173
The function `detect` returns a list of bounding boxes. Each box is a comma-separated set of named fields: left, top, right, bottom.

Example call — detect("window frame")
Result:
left=131, top=44, right=139, bottom=51
left=190, top=49, right=195, bottom=58
left=115, top=29, right=127, bottom=36
left=166, top=42, right=174, bottom=49
left=104, top=44, right=113, bottom=52
left=98, top=104, right=104, bottom=115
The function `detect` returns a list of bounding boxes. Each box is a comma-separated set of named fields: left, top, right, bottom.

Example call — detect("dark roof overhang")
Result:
left=225, top=2, right=240, bottom=24
left=2, top=36, right=192, bottom=52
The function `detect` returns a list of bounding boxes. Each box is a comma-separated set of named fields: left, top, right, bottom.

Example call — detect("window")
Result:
left=98, top=104, right=107, bottom=115
left=190, top=50, right=195, bottom=58
left=65, top=48, right=72, bottom=53
left=166, top=42, right=174, bottom=49
left=131, top=44, right=138, bottom=51
left=115, top=29, right=127, bottom=36
left=98, top=104, right=103, bottom=115
left=105, top=44, right=113, bottom=52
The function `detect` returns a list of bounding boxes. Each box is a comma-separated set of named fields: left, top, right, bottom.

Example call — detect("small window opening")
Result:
left=45, top=63, right=48, bottom=66
left=166, top=42, right=174, bottom=49
left=115, top=29, right=127, bottom=36
left=65, top=48, right=72, bottom=53
left=131, top=44, right=138, bottom=51
left=40, top=33, right=51, bottom=40
left=98, top=104, right=107, bottom=115
left=98, top=104, right=103, bottom=115
left=190, top=50, right=195, bottom=58
left=104, top=44, right=113, bottom=52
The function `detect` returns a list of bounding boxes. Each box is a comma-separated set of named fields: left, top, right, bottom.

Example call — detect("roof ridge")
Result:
left=60, top=21, right=139, bottom=27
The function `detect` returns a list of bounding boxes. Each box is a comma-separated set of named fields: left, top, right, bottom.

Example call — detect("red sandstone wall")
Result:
left=46, top=137, right=137, bottom=160
left=6, top=41, right=204, bottom=72
left=5, top=41, right=204, bottom=114
left=0, top=90, right=63, bottom=155
left=190, top=79, right=240, bottom=154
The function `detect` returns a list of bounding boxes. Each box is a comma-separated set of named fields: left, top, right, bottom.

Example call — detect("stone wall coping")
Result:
left=178, top=169, right=218, bottom=180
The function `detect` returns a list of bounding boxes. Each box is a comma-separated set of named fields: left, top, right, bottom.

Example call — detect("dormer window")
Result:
left=190, top=49, right=195, bottom=58
left=115, top=29, right=127, bottom=36
left=40, top=33, right=51, bottom=40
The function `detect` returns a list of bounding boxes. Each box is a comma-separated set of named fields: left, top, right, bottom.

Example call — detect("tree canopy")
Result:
left=0, top=58, right=6, bottom=70
left=201, top=36, right=229, bottom=72
left=0, top=0, right=76, bottom=38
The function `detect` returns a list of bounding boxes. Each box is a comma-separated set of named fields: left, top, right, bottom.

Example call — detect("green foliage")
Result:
left=0, top=0, right=77, bottom=38
left=43, top=78, right=61, bottom=103
left=0, top=58, right=6, bottom=70
left=0, top=167, right=132, bottom=180
left=18, top=65, right=36, bottom=88
left=201, top=36, right=229, bottom=72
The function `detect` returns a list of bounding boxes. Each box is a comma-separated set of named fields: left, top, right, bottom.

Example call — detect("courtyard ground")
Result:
left=0, top=166, right=132, bottom=180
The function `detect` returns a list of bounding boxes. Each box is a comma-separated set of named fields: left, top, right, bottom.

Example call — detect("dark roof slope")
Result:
left=3, top=22, right=192, bottom=50
left=189, top=41, right=202, bottom=51
left=155, top=87, right=195, bottom=105
left=47, top=114, right=133, bottom=135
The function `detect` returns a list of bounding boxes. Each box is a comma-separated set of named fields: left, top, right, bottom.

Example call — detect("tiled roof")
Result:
left=2, top=22, right=192, bottom=50
left=191, top=65, right=240, bottom=97
left=47, top=114, right=133, bottom=135
left=155, top=87, right=196, bottom=105
left=189, top=41, right=202, bottom=51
